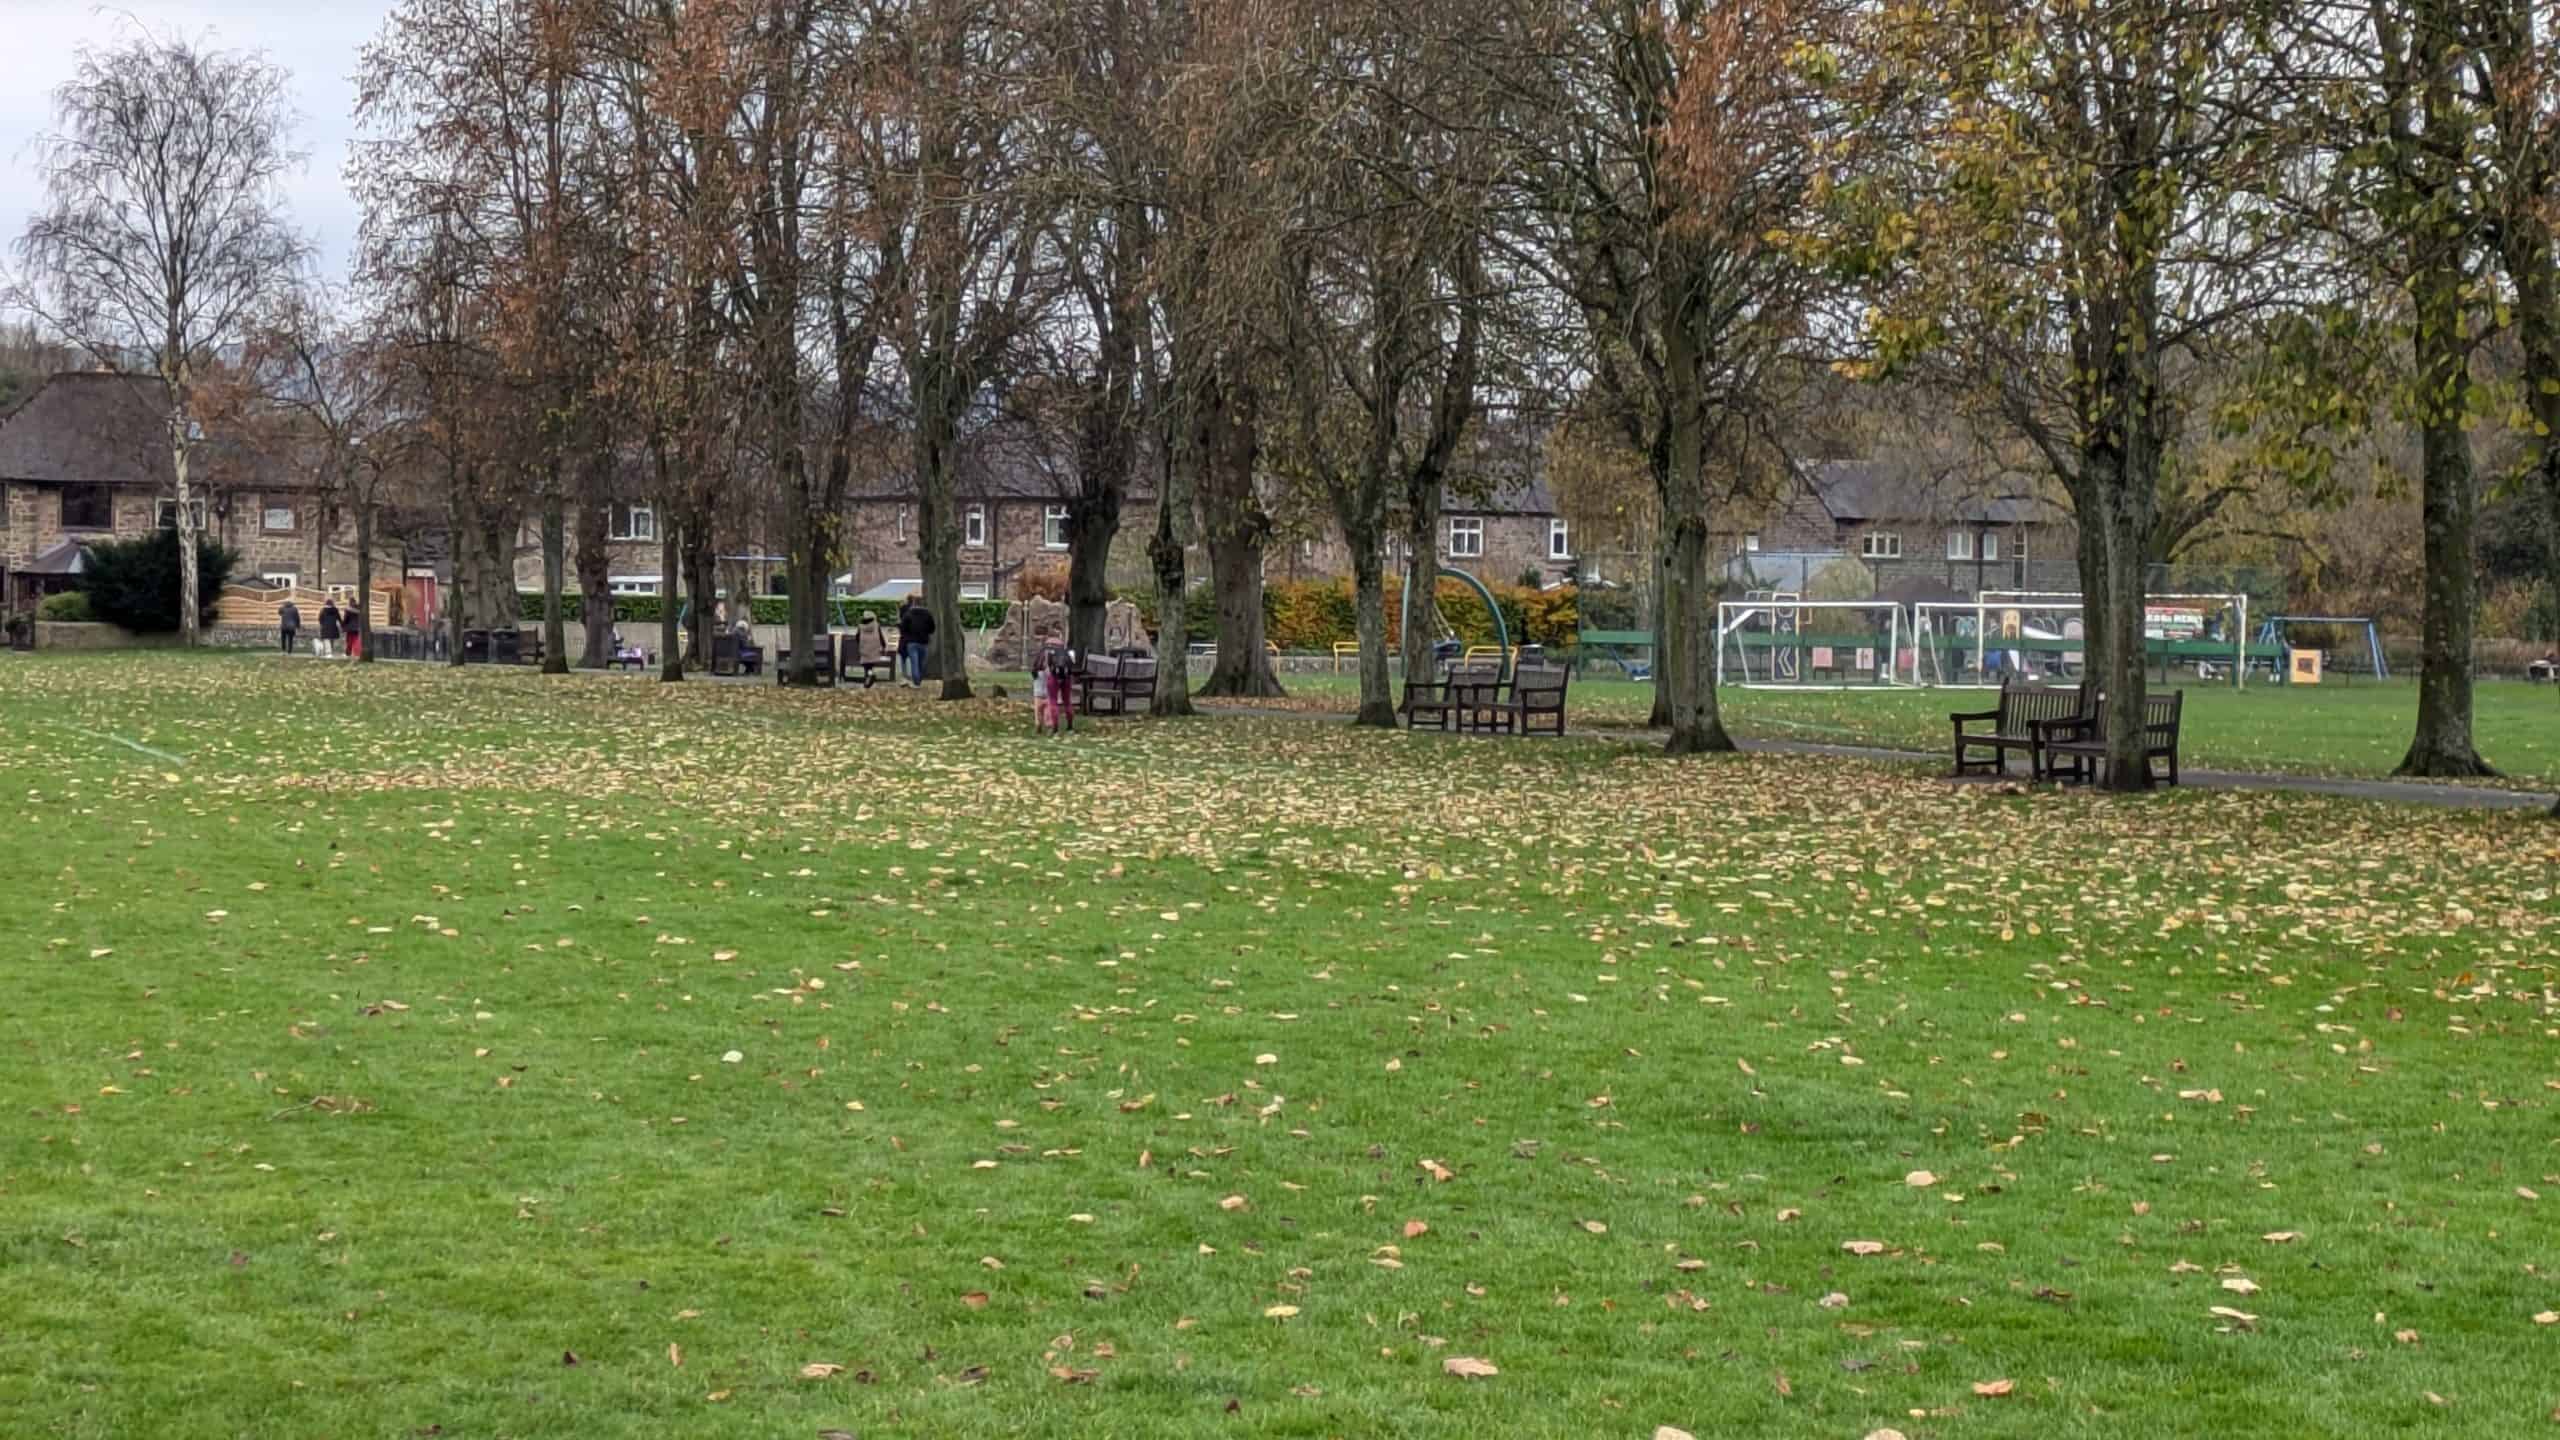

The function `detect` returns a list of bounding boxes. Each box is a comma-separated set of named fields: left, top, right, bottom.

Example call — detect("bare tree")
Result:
left=244, top=288, right=405, bottom=659
left=12, top=32, right=311, bottom=646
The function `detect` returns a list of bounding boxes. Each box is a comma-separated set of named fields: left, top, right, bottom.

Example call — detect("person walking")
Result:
left=342, top=601, right=364, bottom=661
left=279, top=597, right=302, bottom=655
left=317, top=599, right=342, bottom=659
left=896, top=594, right=935, bottom=687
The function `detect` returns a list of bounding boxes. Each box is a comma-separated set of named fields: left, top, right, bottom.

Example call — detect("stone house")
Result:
left=1705, top=459, right=2081, bottom=599
left=0, top=371, right=404, bottom=613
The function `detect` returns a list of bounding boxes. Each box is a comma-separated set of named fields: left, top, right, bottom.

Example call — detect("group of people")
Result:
left=277, top=598, right=361, bottom=659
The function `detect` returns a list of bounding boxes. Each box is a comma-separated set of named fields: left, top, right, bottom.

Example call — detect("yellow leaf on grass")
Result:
left=1442, top=1356, right=1498, bottom=1379
left=1905, top=1170, right=1938, bottom=1188
left=1972, top=1378, right=2015, bottom=1397
left=798, top=1363, right=845, bottom=1380
left=1265, top=1304, right=1300, bottom=1319
left=1842, top=1240, right=1887, bottom=1256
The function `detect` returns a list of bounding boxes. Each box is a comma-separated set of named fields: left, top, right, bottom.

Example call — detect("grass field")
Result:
left=1220, top=671, right=2560, bottom=788
left=3, top=651, right=2557, bottom=1439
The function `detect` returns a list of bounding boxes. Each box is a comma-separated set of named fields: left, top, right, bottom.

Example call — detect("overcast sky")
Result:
left=1, top=1, right=396, bottom=295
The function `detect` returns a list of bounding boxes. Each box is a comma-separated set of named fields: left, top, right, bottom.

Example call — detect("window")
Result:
left=1860, top=531, right=1902, bottom=560
left=60, top=484, right=112, bottom=530
left=1948, top=531, right=1974, bottom=561
left=2012, top=534, right=2026, bottom=563
left=261, top=500, right=297, bottom=533
left=964, top=504, right=987, bottom=549
left=1981, top=532, right=2000, bottom=562
left=894, top=506, right=908, bottom=542
left=1547, top=518, right=1572, bottom=561
left=610, top=575, right=662, bottom=596
left=1042, top=504, right=1070, bottom=550
left=1745, top=533, right=1762, bottom=553
left=260, top=571, right=299, bottom=589
left=155, top=498, right=207, bottom=531
left=960, top=581, right=990, bottom=600
left=1298, top=537, right=1316, bottom=561
left=1445, top=515, right=1484, bottom=559
left=610, top=503, right=656, bottom=543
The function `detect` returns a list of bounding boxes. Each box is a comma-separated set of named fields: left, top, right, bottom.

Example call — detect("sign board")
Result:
left=2289, top=648, right=2323, bottom=685
left=1856, top=647, right=1877, bottom=673
left=2000, top=608, right=2022, bottom=640
left=2145, top=605, right=2208, bottom=641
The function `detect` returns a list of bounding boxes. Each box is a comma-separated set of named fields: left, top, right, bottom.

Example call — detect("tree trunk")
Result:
left=1196, top=388, right=1282, bottom=697
left=660, top=521, right=683, bottom=681
left=683, top=508, right=715, bottom=668
left=1400, top=487, right=1443, bottom=688
left=1657, top=270, right=1735, bottom=756
left=1065, top=492, right=1117, bottom=656
left=2076, top=458, right=2154, bottom=791
left=354, top=503, right=376, bottom=665
left=1647, top=536, right=1671, bottom=729
left=540, top=484, right=569, bottom=675
left=916, top=397, right=972, bottom=699
left=170, top=420, right=201, bottom=648
left=577, top=495, right=613, bottom=669
left=2398, top=208, right=2495, bottom=776
left=445, top=472, right=469, bottom=668
left=2398, top=412, right=2495, bottom=775
left=1350, top=538, right=1395, bottom=727
left=1149, top=432, right=1197, bottom=716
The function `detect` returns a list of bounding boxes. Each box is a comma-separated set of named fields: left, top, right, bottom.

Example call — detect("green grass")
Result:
left=1227, top=671, right=2560, bottom=787
left=4, top=651, right=2558, bottom=1438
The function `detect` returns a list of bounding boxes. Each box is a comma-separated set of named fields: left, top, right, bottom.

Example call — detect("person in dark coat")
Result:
left=279, top=598, right=302, bottom=655
left=342, top=602, right=364, bottom=660
left=317, top=600, right=342, bottom=659
left=896, top=595, right=935, bottom=686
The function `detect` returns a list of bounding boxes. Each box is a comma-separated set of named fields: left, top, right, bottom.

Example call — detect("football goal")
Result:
left=1902, top=591, right=2257, bottom=688
left=1716, top=596, right=1904, bottom=689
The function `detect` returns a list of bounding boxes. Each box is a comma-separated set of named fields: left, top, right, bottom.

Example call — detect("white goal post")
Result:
left=1715, top=598, right=1904, bottom=689
left=1901, top=591, right=2252, bottom=688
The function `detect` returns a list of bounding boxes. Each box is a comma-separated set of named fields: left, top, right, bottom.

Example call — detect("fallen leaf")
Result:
left=2209, top=1306, right=2259, bottom=1328
left=720, top=1050, right=742, bottom=1065
left=2221, top=1277, right=2260, bottom=1295
left=1420, top=1159, right=1453, bottom=1183
left=1905, top=1170, right=1938, bottom=1188
left=2262, top=1231, right=2302, bottom=1244
left=667, top=1343, right=683, bottom=1368
left=1264, top=1305, right=1300, bottom=1319
left=961, top=1292, right=989, bottom=1309
left=2536, top=1311, right=2559, bottom=1326
left=1653, top=1428, right=1697, bottom=1440
left=1403, top=1219, right=1429, bottom=1239
left=2394, top=1328, right=2419, bottom=1345
left=1972, top=1378, right=2015, bottom=1397
left=1817, top=1292, right=1849, bottom=1309
left=798, top=1362, right=845, bottom=1380
left=1579, top=1219, right=1608, bottom=1234
left=1842, top=1240, right=1887, bottom=1256
left=1863, top=1431, right=1910, bottom=1440
left=1442, top=1356, right=1498, bottom=1379
left=1219, top=1194, right=1248, bottom=1212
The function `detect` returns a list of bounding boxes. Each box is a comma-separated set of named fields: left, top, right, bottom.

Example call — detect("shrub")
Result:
left=37, top=591, right=93, bottom=622
left=1015, top=561, right=1070, bottom=602
left=78, top=530, right=236, bottom=633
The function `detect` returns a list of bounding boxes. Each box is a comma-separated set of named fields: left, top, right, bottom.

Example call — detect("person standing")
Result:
left=342, top=601, right=364, bottom=661
left=317, top=599, right=342, bottom=660
left=896, top=594, right=935, bottom=687
left=278, top=597, right=302, bottom=655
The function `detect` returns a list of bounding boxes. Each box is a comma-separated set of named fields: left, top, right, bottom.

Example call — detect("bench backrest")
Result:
left=1997, top=677, right=2093, bottom=730
left=1085, top=654, right=1121, bottom=680
left=2146, top=689, right=2183, bottom=736
left=1446, top=660, right=1500, bottom=686
left=713, top=633, right=739, bottom=661
left=1512, top=664, right=1568, bottom=707
left=1121, top=658, right=1158, bottom=685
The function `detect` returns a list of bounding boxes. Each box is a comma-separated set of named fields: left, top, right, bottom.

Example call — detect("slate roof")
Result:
left=1803, top=459, right=2050, bottom=526
left=0, top=373, right=176, bottom=487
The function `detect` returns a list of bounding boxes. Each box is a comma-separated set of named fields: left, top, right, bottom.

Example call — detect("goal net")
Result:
left=1716, top=597, right=1904, bottom=689
left=1903, top=591, right=2252, bottom=687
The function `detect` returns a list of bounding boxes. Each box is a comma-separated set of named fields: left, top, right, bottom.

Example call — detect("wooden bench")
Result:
left=1950, top=676, right=2094, bottom=778
left=1402, top=660, right=1500, bottom=732
left=1332, top=640, right=1360, bottom=672
left=1076, top=653, right=1157, bottom=716
left=838, top=627, right=895, bottom=687
left=2040, top=689, right=2184, bottom=786
left=776, top=637, right=837, bottom=686
left=1503, top=663, right=1570, bottom=736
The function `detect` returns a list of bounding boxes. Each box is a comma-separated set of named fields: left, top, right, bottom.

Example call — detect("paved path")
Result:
left=1208, top=705, right=2557, bottom=814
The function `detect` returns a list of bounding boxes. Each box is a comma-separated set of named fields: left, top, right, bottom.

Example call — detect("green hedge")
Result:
left=515, top=592, right=1009, bottom=629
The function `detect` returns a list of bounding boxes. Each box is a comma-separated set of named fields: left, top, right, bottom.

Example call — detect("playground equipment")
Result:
left=1399, top=566, right=1511, bottom=679
left=2255, top=615, right=2387, bottom=680
left=1903, top=591, right=2265, bottom=687
left=1716, top=595, right=1904, bottom=689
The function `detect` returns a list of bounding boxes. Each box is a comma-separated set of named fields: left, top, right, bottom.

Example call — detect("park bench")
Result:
left=1502, top=663, right=1571, bottom=736
left=710, top=633, right=764, bottom=677
left=776, top=638, right=837, bottom=686
left=1077, top=653, right=1157, bottom=716
left=1402, top=659, right=1501, bottom=732
left=2039, top=689, right=2185, bottom=787
left=1949, top=676, right=2095, bottom=778
left=607, top=632, right=650, bottom=671
left=839, top=624, right=895, bottom=686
